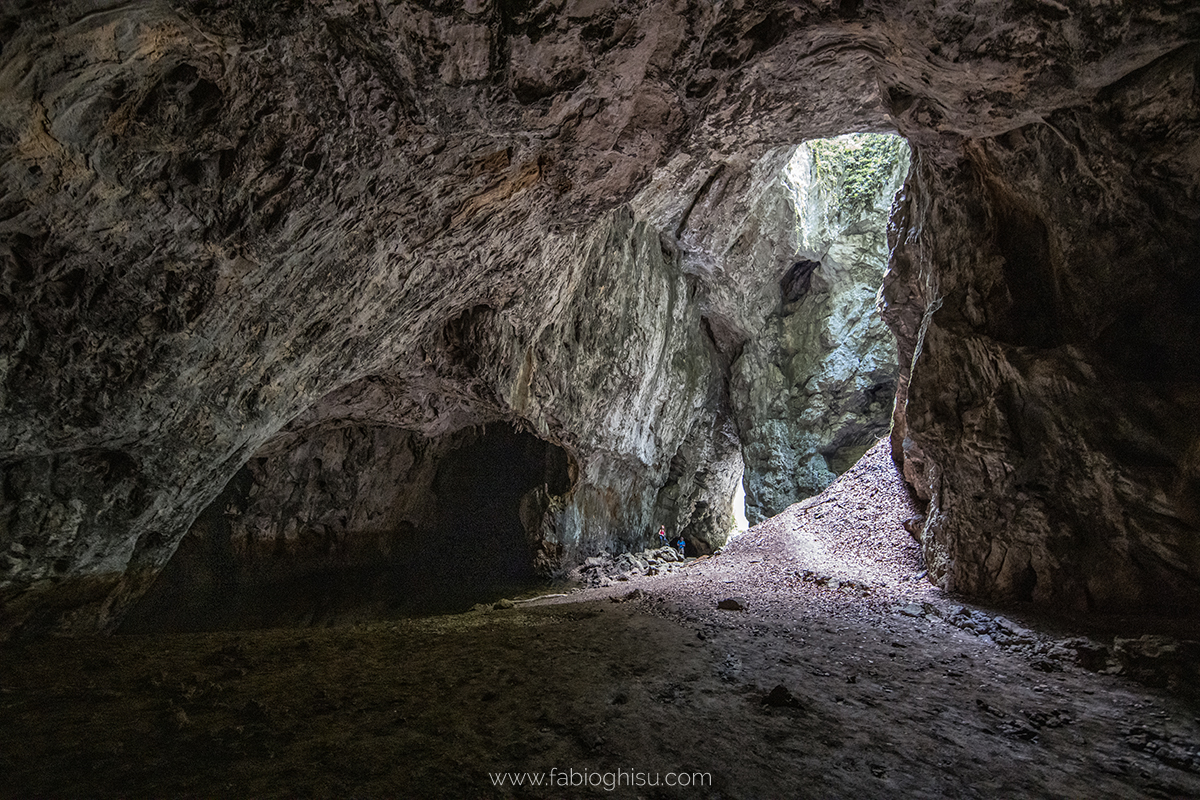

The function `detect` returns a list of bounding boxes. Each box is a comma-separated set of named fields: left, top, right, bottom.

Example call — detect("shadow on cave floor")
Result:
left=117, top=525, right=566, bottom=634
left=128, top=565, right=562, bottom=634
left=118, top=513, right=564, bottom=635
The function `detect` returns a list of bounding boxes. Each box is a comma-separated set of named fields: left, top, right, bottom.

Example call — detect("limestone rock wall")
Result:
left=2, top=0, right=1199, bottom=632
left=883, top=44, right=1200, bottom=612
left=523, top=206, right=737, bottom=558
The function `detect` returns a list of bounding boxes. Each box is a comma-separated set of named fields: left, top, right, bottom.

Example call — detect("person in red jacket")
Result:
left=657, top=525, right=668, bottom=547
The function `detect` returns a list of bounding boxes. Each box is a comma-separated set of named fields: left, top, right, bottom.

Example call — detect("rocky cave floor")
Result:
left=3, top=442, right=1200, bottom=799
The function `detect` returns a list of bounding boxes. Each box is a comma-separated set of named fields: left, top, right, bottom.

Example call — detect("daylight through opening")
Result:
left=730, top=133, right=910, bottom=533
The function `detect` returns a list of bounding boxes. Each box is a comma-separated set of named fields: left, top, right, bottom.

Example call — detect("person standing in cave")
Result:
left=677, top=537, right=686, bottom=559
left=658, top=525, right=668, bottom=548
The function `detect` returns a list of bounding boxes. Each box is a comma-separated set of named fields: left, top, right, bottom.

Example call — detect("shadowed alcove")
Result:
left=120, top=421, right=574, bottom=633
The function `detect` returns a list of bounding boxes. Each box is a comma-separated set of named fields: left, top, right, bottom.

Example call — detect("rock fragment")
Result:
left=762, top=685, right=803, bottom=708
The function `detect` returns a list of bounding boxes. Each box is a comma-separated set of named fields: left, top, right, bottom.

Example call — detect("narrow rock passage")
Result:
left=1, top=444, right=1198, bottom=798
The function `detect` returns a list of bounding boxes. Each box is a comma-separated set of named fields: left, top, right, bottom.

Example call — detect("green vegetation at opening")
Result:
left=807, top=133, right=909, bottom=215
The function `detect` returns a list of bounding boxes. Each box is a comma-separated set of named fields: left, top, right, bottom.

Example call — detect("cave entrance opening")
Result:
left=729, top=132, right=910, bottom=533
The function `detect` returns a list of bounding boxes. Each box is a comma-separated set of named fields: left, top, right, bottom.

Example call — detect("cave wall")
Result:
left=122, top=198, right=737, bottom=631
left=1, top=0, right=1199, bottom=632
left=883, top=41, right=1200, bottom=612
left=523, top=206, right=740, bottom=558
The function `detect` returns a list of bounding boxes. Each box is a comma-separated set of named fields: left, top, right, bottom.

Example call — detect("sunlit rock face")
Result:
left=1, top=0, right=1199, bottom=633
left=630, top=136, right=907, bottom=528
left=730, top=136, right=907, bottom=523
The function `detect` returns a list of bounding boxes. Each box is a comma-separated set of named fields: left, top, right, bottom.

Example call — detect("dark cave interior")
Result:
left=120, top=422, right=574, bottom=633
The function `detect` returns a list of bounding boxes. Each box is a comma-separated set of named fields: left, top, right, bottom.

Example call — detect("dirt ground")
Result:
left=2, top=441, right=1199, bottom=798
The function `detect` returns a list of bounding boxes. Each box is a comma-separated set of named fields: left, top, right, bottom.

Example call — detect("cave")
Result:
left=730, top=133, right=909, bottom=525
left=3, top=1, right=1200, bottom=796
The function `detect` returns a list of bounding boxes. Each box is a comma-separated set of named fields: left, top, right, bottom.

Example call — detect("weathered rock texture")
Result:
left=883, top=40, right=1200, bottom=613
left=1, top=0, right=1199, bottom=632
